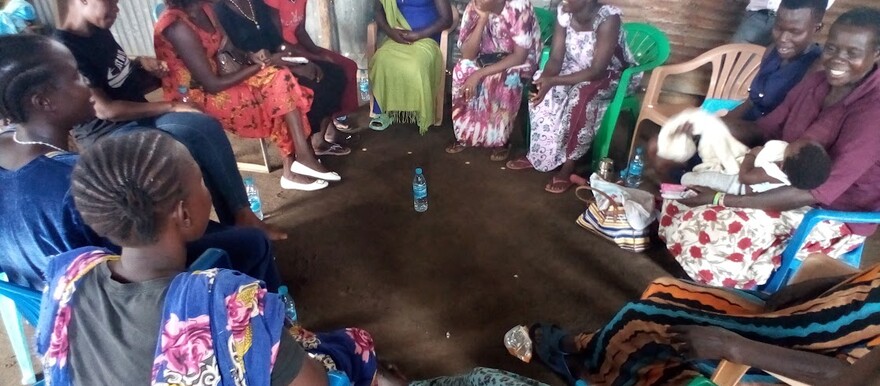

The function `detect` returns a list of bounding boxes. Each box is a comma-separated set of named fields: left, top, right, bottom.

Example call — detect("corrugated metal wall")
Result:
left=32, top=0, right=878, bottom=93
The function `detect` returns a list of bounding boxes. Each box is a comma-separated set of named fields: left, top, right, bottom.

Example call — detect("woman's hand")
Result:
left=248, top=49, right=273, bottom=67
left=399, top=30, right=425, bottom=43
left=388, top=28, right=412, bottom=45
left=530, top=75, right=556, bottom=104
left=462, top=72, right=484, bottom=100
left=138, top=57, right=169, bottom=78
left=669, top=325, right=742, bottom=361
left=677, top=186, right=717, bottom=207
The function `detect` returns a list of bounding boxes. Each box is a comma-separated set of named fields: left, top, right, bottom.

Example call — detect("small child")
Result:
left=680, top=139, right=832, bottom=195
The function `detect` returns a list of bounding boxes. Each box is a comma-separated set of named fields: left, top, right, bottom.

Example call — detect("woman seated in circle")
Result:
left=37, top=130, right=382, bottom=385
left=53, top=0, right=284, bottom=236
left=0, top=34, right=281, bottom=291
left=210, top=0, right=354, bottom=156
left=659, top=7, right=880, bottom=289
left=367, top=0, right=453, bottom=132
left=154, top=0, right=340, bottom=191
left=447, top=0, right=541, bottom=161
left=505, top=0, right=639, bottom=194
left=513, top=254, right=880, bottom=385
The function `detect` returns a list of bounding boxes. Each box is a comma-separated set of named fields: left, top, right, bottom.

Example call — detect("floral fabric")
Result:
left=659, top=200, right=865, bottom=289
left=526, top=5, right=639, bottom=171
left=451, top=0, right=541, bottom=147
left=153, top=4, right=313, bottom=157
left=288, top=325, right=379, bottom=386
left=37, top=247, right=285, bottom=386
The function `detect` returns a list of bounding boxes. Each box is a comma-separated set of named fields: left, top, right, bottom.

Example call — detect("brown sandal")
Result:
left=545, top=176, right=574, bottom=194
left=490, top=146, right=510, bottom=162
left=446, top=141, right=467, bottom=154
left=506, top=157, right=534, bottom=170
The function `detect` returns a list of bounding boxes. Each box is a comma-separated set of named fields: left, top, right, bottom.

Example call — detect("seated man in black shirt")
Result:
left=54, top=0, right=285, bottom=240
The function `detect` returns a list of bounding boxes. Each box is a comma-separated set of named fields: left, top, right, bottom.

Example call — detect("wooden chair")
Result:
left=365, top=4, right=460, bottom=126
left=628, top=43, right=766, bottom=160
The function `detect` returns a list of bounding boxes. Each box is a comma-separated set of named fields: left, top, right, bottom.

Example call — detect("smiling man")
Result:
left=732, top=0, right=834, bottom=46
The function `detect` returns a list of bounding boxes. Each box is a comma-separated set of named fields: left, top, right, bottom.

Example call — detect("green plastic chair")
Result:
left=590, top=22, right=670, bottom=168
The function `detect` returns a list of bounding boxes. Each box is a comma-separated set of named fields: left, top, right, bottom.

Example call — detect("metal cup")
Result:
left=597, top=158, right=615, bottom=181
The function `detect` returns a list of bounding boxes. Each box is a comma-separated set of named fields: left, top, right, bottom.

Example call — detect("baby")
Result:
left=680, top=138, right=832, bottom=195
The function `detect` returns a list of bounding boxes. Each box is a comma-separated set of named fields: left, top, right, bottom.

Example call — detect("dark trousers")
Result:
left=186, top=221, right=283, bottom=291
left=297, top=60, right=347, bottom=132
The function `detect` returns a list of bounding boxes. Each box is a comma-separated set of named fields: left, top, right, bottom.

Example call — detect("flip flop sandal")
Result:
left=333, top=116, right=352, bottom=130
left=529, top=323, right=578, bottom=385
left=445, top=141, right=467, bottom=154
left=490, top=147, right=510, bottom=162
left=315, top=143, right=351, bottom=156
left=545, top=177, right=574, bottom=194
left=369, top=114, right=393, bottom=131
left=506, top=158, right=534, bottom=170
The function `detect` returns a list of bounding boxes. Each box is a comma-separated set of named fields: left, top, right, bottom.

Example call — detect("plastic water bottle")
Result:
left=625, top=146, right=646, bottom=188
left=277, top=285, right=298, bottom=325
left=357, top=68, right=370, bottom=103
left=413, top=167, right=428, bottom=212
left=178, top=85, right=190, bottom=103
left=243, top=177, right=264, bottom=220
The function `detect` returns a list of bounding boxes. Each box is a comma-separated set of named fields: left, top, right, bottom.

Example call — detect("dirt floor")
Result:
left=0, top=118, right=878, bottom=385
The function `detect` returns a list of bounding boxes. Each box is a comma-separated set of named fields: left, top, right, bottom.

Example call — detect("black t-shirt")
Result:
left=54, top=28, right=160, bottom=145
left=213, top=0, right=283, bottom=53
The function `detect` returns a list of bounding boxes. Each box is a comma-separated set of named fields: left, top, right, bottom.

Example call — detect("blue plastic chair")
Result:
left=761, top=209, right=880, bottom=293
left=0, top=248, right=230, bottom=385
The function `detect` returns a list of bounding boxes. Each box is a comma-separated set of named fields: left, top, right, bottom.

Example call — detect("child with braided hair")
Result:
left=38, top=130, right=385, bottom=385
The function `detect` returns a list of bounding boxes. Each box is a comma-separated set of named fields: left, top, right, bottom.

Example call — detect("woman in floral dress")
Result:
left=506, top=0, right=638, bottom=193
left=447, top=0, right=541, bottom=161
left=154, top=0, right=340, bottom=191
left=659, top=8, right=880, bottom=289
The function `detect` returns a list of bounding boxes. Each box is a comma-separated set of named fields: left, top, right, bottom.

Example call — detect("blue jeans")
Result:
left=186, top=222, right=282, bottom=291
left=112, top=112, right=249, bottom=225
left=731, top=10, right=775, bottom=46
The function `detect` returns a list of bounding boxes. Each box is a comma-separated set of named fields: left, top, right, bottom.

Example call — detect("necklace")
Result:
left=228, top=0, right=260, bottom=29
left=12, top=131, right=67, bottom=153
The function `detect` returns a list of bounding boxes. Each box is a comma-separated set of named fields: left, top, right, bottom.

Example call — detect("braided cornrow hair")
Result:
left=0, top=35, right=63, bottom=123
left=72, top=131, right=191, bottom=247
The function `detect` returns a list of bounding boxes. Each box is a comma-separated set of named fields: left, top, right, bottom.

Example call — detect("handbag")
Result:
left=207, top=10, right=250, bottom=75
left=575, top=185, right=651, bottom=252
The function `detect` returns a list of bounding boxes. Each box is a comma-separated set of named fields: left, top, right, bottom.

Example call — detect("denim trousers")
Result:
left=112, top=112, right=249, bottom=225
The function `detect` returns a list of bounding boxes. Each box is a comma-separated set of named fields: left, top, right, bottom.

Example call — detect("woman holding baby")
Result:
left=658, top=7, right=880, bottom=289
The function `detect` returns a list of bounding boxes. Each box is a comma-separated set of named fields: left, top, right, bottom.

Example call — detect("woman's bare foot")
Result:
left=234, top=209, right=288, bottom=240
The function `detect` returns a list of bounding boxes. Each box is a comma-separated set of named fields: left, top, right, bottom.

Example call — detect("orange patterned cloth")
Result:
left=154, top=3, right=313, bottom=156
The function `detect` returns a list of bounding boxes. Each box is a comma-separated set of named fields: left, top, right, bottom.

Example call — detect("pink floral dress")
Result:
left=451, top=0, right=541, bottom=148
left=526, top=5, right=639, bottom=172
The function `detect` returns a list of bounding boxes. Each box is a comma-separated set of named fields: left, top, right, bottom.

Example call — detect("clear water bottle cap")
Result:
left=178, top=85, right=188, bottom=94
left=277, top=285, right=288, bottom=295
left=415, top=167, right=423, bottom=174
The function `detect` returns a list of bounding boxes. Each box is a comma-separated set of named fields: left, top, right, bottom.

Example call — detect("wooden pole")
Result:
left=312, top=0, right=338, bottom=51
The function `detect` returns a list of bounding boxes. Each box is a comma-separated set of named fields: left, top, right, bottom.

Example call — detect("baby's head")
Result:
left=782, top=139, right=832, bottom=190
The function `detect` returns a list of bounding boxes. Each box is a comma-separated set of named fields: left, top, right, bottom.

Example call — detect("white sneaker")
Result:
left=280, top=177, right=329, bottom=191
